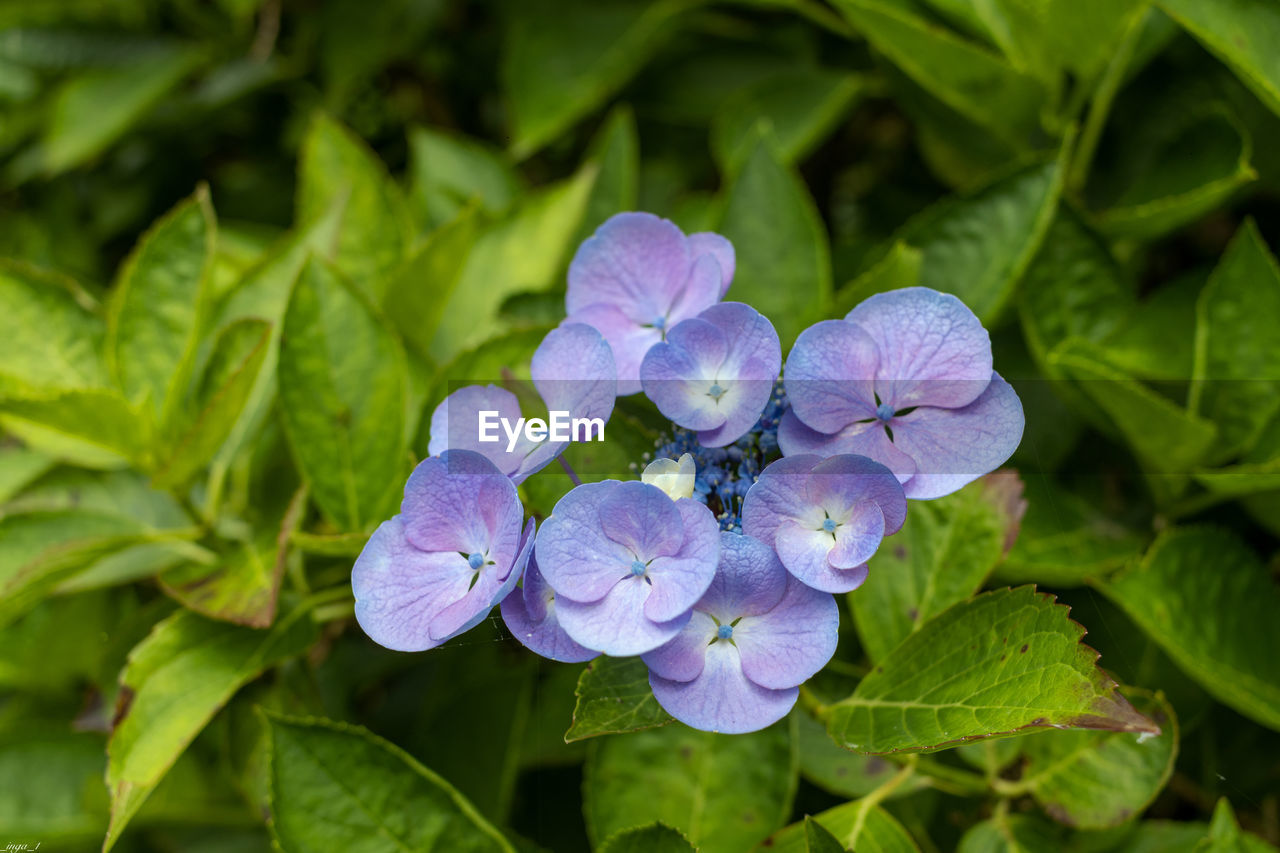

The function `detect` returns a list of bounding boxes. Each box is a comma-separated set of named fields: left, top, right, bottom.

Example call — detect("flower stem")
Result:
left=558, top=455, right=583, bottom=486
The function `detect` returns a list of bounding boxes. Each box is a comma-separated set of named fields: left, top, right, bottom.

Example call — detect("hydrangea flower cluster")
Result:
left=352, top=211, right=1025, bottom=733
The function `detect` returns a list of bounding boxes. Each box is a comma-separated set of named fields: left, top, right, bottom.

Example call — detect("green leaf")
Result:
left=831, top=0, right=1045, bottom=143
left=598, top=823, right=696, bottom=853
left=0, top=444, right=53, bottom=504
left=1198, top=798, right=1279, bottom=852
left=107, top=186, right=217, bottom=425
left=1091, top=108, right=1255, bottom=239
left=104, top=604, right=318, bottom=851
left=718, top=135, right=831, bottom=346
left=0, top=388, right=150, bottom=469
left=895, top=154, right=1067, bottom=323
left=851, top=473, right=1024, bottom=663
left=806, top=816, right=848, bottom=853
left=564, top=656, right=672, bottom=742
left=154, top=318, right=271, bottom=488
left=825, top=586, right=1158, bottom=755
left=574, top=104, right=641, bottom=248
left=710, top=69, right=865, bottom=173
left=263, top=712, right=514, bottom=853
left=583, top=720, right=795, bottom=853
left=832, top=240, right=923, bottom=317
left=41, top=48, right=197, bottom=175
left=956, top=813, right=1064, bottom=853
left=763, top=801, right=920, bottom=853
left=1191, top=219, right=1280, bottom=460
left=278, top=257, right=408, bottom=531
left=296, top=114, right=414, bottom=299
left=1160, top=0, right=1280, bottom=117
left=796, top=710, right=929, bottom=799
left=1012, top=689, right=1178, bottom=829
left=0, top=260, right=108, bottom=396
left=0, top=730, right=108, bottom=843
left=1100, top=272, right=1202, bottom=382
left=408, top=126, right=521, bottom=229
left=503, top=0, right=696, bottom=158
left=1096, top=527, right=1280, bottom=732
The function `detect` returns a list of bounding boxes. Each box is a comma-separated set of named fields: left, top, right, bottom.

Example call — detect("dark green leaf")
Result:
left=1160, top=0, right=1280, bottom=117
left=564, top=655, right=672, bottom=742
left=762, top=800, right=919, bottom=853
left=598, top=822, right=696, bottom=853
left=956, top=813, right=1064, bottom=853
left=832, top=240, right=923, bottom=317
left=806, top=815, right=848, bottom=853
left=0, top=730, right=108, bottom=843
left=408, top=125, right=521, bottom=229
left=797, top=710, right=929, bottom=799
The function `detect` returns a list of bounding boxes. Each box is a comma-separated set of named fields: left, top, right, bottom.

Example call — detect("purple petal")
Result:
left=890, top=372, right=1025, bottom=500
left=642, top=498, right=721, bottom=622
left=784, top=319, right=880, bottom=433
left=556, top=575, right=692, bottom=656
left=696, top=532, right=788, bottom=623
left=598, top=481, right=685, bottom=560
left=401, top=450, right=523, bottom=565
left=740, top=454, right=821, bottom=548
left=649, top=642, right=798, bottom=734
left=777, top=410, right=918, bottom=485
left=640, top=315, right=731, bottom=431
left=500, top=552, right=599, bottom=663
left=428, top=516, right=535, bottom=642
left=566, top=303, right=661, bottom=396
left=687, top=231, right=735, bottom=297
left=734, top=576, right=838, bottom=690
left=806, top=454, right=907, bottom=536
left=428, top=385, right=529, bottom=477
left=641, top=610, right=717, bottom=682
left=567, top=212, right=691, bottom=322
left=534, top=481, right=634, bottom=604
left=774, top=511, right=880, bottom=593
left=845, top=287, right=993, bottom=410
left=665, top=253, right=723, bottom=328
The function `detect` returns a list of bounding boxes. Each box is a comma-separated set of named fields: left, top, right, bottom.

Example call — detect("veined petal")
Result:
left=567, top=212, right=692, bottom=320
left=401, top=450, right=523, bottom=565
left=687, top=231, right=735, bottom=297
left=734, top=576, right=838, bottom=690
left=784, top=319, right=879, bottom=433
left=649, top=642, right=798, bottom=734
left=642, top=499, right=721, bottom=622
left=556, top=575, right=691, bottom=656
left=641, top=610, right=717, bottom=682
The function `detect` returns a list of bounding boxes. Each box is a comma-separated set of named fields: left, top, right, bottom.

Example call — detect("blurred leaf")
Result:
left=0, top=444, right=52, bottom=503
left=1091, top=108, right=1255, bottom=239
left=1100, top=272, right=1201, bottom=382
left=40, top=47, right=197, bottom=175
left=0, top=387, right=149, bottom=468
left=1199, top=798, right=1279, bottom=852
left=583, top=719, right=795, bottom=852
left=896, top=153, right=1067, bottom=323
left=318, top=0, right=445, bottom=103
left=408, top=126, right=521, bottom=230
left=574, top=104, right=640, bottom=247
left=503, top=0, right=696, bottom=158
left=711, top=69, right=865, bottom=173
left=1096, top=527, right=1280, bottom=732
left=385, top=206, right=482, bottom=361
left=850, top=473, right=1025, bottom=663
left=564, top=656, right=671, bottom=742
left=278, top=258, right=407, bottom=531
left=956, top=813, right=1064, bottom=852
left=104, top=604, right=318, bottom=851
left=0, top=730, right=108, bottom=843
left=763, top=801, right=919, bottom=853
left=832, top=240, right=923, bottom=316
left=988, top=0, right=1147, bottom=84
left=719, top=135, right=831, bottom=346
left=1013, top=689, right=1177, bottom=829
left=826, top=586, right=1158, bottom=754
left=263, top=712, right=515, bottom=852
left=0, top=260, right=107, bottom=396
left=1191, top=219, right=1280, bottom=460
left=796, top=710, right=928, bottom=799
left=1160, top=0, right=1280, bottom=117
left=106, top=186, right=216, bottom=425
left=296, top=114, right=413, bottom=300
left=598, top=822, right=696, bottom=853
left=831, top=0, right=1045, bottom=143
left=805, top=816, right=847, bottom=853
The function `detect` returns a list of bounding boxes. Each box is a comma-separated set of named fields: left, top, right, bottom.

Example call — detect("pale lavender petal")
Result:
left=740, top=454, right=820, bottom=547
left=641, top=610, right=717, bottom=682
left=556, top=575, right=692, bottom=656
left=777, top=410, right=917, bottom=485
left=428, top=385, right=529, bottom=477
left=567, top=303, right=661, bottom=396
left=401, top=450, right=522, bottom=564
left=597, top=480, right=686, bottom=560
left=696, top=532, right=788, bottom=623
left=826, top=501, right=885, bottom=569
left=649, top=642, right=798, bottom=734
left=846, top=287, right=993, bottom=410
left=891, top=372, right=1025, bottom=500
left=535, top=481, right=634, bottom=604
left=352, top=517, right=472, bottom=652
left=734, top=576, right=838, bottom=690
left=687, top=231, right=735, bottom=297
left=665, top=253, right=724, bottom=328
left=530, top=322, right=617, bottom=420
left=774, top=517, right=878, bottom=593
left=566, top=212, right=691, bottom=321
left=500, top=552, right=599, bottom=663
left=640, top=316, right=730, bottom=431
left=426, top=516, right=534, bottom=641
left=807, top=454, right=907, bottom=536
left=642, top=498, right=720, bottom=622
left=784, top=319, right=879, bottom=433
left=695, top=303, right=781, bottom=447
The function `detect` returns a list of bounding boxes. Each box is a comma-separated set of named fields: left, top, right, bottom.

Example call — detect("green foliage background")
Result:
left=1, top=0, right=1279, bottom=850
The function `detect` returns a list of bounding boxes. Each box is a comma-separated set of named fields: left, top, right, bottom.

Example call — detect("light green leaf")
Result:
left=1191, top=219, right=1280, bottom=460
left=0, top=388, right=150, bottom=469
left=851, top=473, right=1024, bottom=664
left=264, top=712, right=514, bottom=853
left=796, top=710, right=929, bottom=799
left=107, top=186, right=217, bottom=425
left=718, top=135, right=831, bottom=346
left=826, top=586, right=1158, bottom=755
left=831, top=0, right=1045, bottom=142
left=583, top=720, right=795, bottom=853
left=42, top=48, right=197, bottom=174
left=1096, top=527, right=1280, bottom=732
left=104, top=605, right=319, bottom=851
left=0, top=260, right=107, bottom=396
left=0, top=730, right=108, bottom=843
left=503, top=0, right=696, bottom=158
left=762, top=800, right=920, bottom=853
left=832, top=241, right=923, bottom=316
left=297, top=114, right=414, bottom=299
left=956, top=813, right=1064, bottom=853
left=408, top=126, right=521, bottom=229
left=1012, top=689, right=1177, bottom=829
left=711, top=69, right=865, bottom=173
left=1160, top=0, right=1280, bottom=117
left=564, top=655, right=672, bottom=743
left=278, top=258, right=408, bottom=531
left=896, top=153, right=1066, bottom=323
left=0, top=444, right=52, bottom=504
left=574, top=104, right=641, bottom=248
left=806, top=816, right=848, bottom=853
left=598, top=823, right=696, bottom=853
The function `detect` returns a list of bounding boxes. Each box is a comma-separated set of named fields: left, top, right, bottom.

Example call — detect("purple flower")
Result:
left=535, top=479, right=721, bottom=656
left=643, top=532, right=838, bottom=733
left=640, top=302, right=781, bottom=447
left=500, top=551, right=599, bottom=663
left=352, top=450, right=535, bottom=652
left=429, top=323, right=616, bottom=483
left=741, top=454, right=906, bottom=593
left=779, top=287, right=1024, bottom=500
left=566, top=212, right=734, bottom=395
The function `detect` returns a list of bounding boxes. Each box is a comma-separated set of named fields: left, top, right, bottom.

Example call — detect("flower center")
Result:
left=467, top=552, right=485, bottom=570
left=876, top=402, right=895, bottom=422
left=652, top=316, right=666, bottom=331
left=717, top=623, right=734, bottom=640
left=821, top=518, right=838, bottom=533
left=630, top=559, right=647, bottom=577
left=707, top=383, right=725, bottom=400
